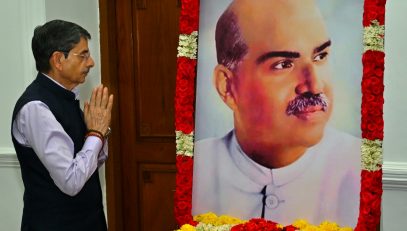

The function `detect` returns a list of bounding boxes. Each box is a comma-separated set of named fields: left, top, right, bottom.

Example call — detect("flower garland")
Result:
left=174, top=0, right=386, bottom=230
left=356, top=0, right=386, bottom=230
left=174, top=0, right=199, bottom=226
left=175, top=213, right=354, bottom=231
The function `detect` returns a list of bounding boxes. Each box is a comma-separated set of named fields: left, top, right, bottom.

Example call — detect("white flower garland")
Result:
left=176, top=130, right=194, bottom=157
left=196, top=223, right=233, bottom=231
left=361, top=139, right=383, bottom=171
left=363, top=20, right=385, bottom=52
left=177, top=31, right=198, bottom=59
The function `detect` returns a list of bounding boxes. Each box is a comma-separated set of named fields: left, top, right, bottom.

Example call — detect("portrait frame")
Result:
left=174, top=0, right=385, bottom=230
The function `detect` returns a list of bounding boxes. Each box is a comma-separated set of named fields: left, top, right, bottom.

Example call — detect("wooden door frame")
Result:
left=99, top=0, right=181, bottom=229
left=99, top=0, right=124, bottom=230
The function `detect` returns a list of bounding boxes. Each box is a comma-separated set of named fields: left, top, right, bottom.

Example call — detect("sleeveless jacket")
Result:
left=11, top=73, right=106, bottom=231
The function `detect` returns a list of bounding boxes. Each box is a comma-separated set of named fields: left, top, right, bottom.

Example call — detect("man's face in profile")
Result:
left=229, top=0, right=334, bottom=154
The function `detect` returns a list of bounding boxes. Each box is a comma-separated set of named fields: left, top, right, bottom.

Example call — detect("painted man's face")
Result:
left=230, top=0, right=334, bottom=155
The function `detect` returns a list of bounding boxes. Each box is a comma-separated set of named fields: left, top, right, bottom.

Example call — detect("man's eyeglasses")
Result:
left=62, top=51, right=91, bottom=61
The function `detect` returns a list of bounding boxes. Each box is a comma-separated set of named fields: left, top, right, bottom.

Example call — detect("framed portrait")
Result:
left=174, top=0, right=384, bottom=230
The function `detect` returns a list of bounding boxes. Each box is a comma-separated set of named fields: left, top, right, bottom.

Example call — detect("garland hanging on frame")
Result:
left=174, top=0, right=385, bottom=230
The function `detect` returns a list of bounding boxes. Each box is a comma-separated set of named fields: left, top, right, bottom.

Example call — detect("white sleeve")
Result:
left=12, top=101, right=105, bottom=196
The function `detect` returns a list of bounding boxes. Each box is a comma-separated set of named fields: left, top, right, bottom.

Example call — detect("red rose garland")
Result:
left=174, top=0, right=199, bottom=227
left=178, top=0, right=199, bottom=34
left=174, top=0, right=386, bottom=229
left=175, top=155, right=197, bottom=226
left=363, top=0, right=386, bottom=27
left=355, top=0, right=385, bottom=230
left=175, top=57, right=197, bottom=134
left=230, top=219, right=282, bottom=231
left=356, top=170, right=383, bottom=231
left=361, top=51, right=385, bottom=141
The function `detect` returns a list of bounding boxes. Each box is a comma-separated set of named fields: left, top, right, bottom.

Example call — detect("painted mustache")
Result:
left=286, top=93, right=329, bottom=116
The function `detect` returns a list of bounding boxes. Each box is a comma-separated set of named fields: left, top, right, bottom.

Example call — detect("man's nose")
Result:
left=87, top=56, right=95, bottom=68
left=295, top=64, right=324, bottom=95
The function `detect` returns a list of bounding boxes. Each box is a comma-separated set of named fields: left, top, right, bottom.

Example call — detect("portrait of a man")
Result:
left=192, top=0, right=362, bottom=227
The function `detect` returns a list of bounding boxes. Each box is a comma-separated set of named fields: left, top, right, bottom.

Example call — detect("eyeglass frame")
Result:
left=61, top=51, right=91, bottom=61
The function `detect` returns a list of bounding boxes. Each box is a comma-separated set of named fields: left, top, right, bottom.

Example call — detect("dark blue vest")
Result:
left=11, top=73, right=107, bottom=231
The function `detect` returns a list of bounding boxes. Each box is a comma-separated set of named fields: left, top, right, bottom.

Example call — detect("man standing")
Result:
left=192, top=0, right=361, bottom=227
left=11, top=20, right=113, bottom=230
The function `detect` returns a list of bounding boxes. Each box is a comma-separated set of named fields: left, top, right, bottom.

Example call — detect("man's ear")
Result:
left=50, top=51, right=65, bottom=71
left=213, top=64, right=238, bottom=111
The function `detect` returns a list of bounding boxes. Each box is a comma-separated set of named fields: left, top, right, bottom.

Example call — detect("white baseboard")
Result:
left=383, top=161, right=407, bottom=190
left=0, top=148, right=19, bottom=167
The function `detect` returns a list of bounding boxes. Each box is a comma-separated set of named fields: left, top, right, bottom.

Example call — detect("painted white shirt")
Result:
left=192, top=127, right=361, bottom=227
left=12, top=74, right=108, bottom=197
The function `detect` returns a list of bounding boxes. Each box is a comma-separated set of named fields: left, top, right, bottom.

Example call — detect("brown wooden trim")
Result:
left=99, top=0, right=124, bottom=230
left=115, top=0, right=141, bottom=230
left=137, top=163, right=177, bottom=230
left=99, top=0, right=181, bottom=229
left=136, top=0, right=147, bottom=9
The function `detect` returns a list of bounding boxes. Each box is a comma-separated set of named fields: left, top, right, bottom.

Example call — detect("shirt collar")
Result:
left=41, top=73, right=80, bottom=100
left=229, top=130, right=318, bottom=187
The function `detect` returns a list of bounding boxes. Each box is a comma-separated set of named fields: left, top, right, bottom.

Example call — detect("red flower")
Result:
left=231, top=218, right=282, bottom=231
left=179, top=0, right=200, bottom=34
left=176, top=155, right=193, bottom=172
left=284, top=225, right=297, bottom=231
left=355, top=170, right=383, bottom=231
left=363, top=0, right=386, bottom=26
left=361, top=50, right=384, bottom=140
left=174, top=156, right=194, bottom=226
left=175, top=57, right=197, bottom=133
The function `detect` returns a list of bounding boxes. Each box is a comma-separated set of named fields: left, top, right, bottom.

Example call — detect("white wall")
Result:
left=0, top=0, right=103, bottom=230
left=0, top=0, right=44, bottom=148
left=45, top=0, right=102, bottom=104
left=382, top=0, right=407, bottom=230
left=0, top=1, right=45, bottom=230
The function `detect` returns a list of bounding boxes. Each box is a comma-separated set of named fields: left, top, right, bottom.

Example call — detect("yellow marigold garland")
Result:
left=194, top=212, right=245, bottom=226
left=176, top=224, right=197, bottom=231
left=293, top=219, right=353, bottom=231
left=179, top=213, right=353, bottom=231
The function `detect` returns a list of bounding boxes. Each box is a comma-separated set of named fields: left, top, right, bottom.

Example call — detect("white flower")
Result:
left=361, top=139, right=383, bottom=171
left=176, top=130, right=195, bottom=157
left=196, top=223, right=233, bottom=231
left=363, top=20, right=385, bottom=52
left=178, top=31, right=198, bottom=59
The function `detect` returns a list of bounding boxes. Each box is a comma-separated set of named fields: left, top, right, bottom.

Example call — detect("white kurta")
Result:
left=192, top=127, right=361, bottom=227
